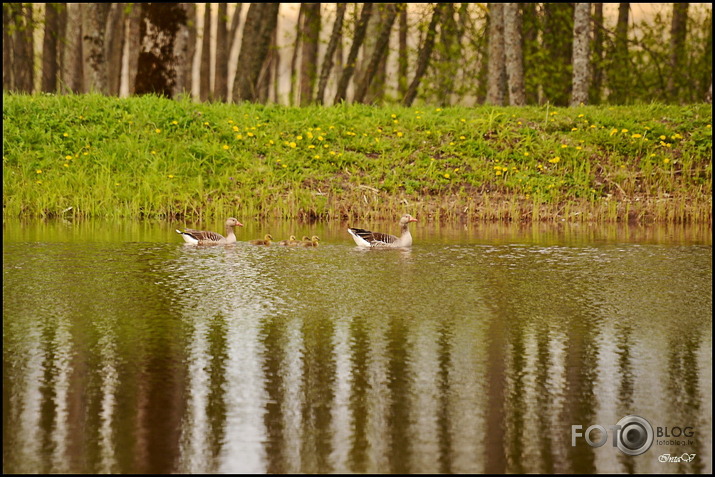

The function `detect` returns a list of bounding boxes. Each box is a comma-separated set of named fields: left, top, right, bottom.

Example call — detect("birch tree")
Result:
left=317, top=3, right=347, bottom=104
left=503, top=3, right=525, bottom=106
left=334, top=3, right=373, bottom=104
left=571, top=2, right=591, bottom=106
left=667, top=3, right=689, bottom=100
left=300, top=3, right=321, bottom=106
left=402, top=3, right=445, bottom=107
left=354, top=3, right=399, bottom=104
left=214, top=3, right=229, bottom=101
left=486, top=3, right=506, bottom=106
left=199, top=3, right=211, bottom=101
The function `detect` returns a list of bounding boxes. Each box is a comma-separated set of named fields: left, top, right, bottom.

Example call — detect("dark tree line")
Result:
left=3, top=3, right=712, bottom=105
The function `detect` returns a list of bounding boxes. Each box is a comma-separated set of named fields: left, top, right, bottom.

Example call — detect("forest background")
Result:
left=2, top=3, right=712, bottom=222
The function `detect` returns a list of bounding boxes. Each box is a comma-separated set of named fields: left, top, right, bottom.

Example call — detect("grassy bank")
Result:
left=2, top=93, right=711, bottom=223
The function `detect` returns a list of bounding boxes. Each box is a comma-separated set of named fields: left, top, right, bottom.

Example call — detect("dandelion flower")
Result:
left=314, top=155, right=320, bottom=159
left=435, top=108, right=442, bottom=112
left=290, top=142, right=297, bottom=148
left=444, top=173, right=450, bottom=179
left=168, top=174, right=174, bottom=178
left=223, top=145, right=230, bottom=150
left=247, top=132, right=254, bottom=137
left=631, top=133, right=642, bottom=138
left=63, top=133, right=69, bottom=137
left=236, top=134, right=243, bottom=139
left=296, top=135, right=303, bottom=140
left=663, top=158, right=671, bottom=164
left=36, top=169, right=42, bottom=174
left=459, top=136, right=466, bottom=140
left=391, top=114, right=397, bottom=118
left=155, top=128, right=161, bottom=133
left=561, top=144, right=568, bottom=148
left=318, top=136, right=324, bottom=141
left=396, top=132, right=403, bottom=137
left=308, top=145, right=316, bottom=149
left=571, top=128, right=578, bottom=131
left=524, top=152, right=530, bottom=156
left=549, top=157, right=560, bottom=164
left=65, top=155, right=73, bottom=160
left=64, top=163, right=69, bottom=168
left=495, top=170, right=502, bottom=176
left=660, top=135, right=667, bottom=140
left=233, top=126, right=239, bottom=132
left=172, top=120, right=179, bottom=125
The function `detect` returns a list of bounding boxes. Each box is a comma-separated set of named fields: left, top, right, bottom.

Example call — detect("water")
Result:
left=3, top=219, right=712, bottom=473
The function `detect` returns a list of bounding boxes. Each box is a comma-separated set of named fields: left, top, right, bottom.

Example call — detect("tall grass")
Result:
left=2, top=93, right=711, bottom=223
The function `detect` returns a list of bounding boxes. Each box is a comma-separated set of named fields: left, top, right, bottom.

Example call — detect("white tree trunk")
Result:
left=571, top=2, right=591, bottom=106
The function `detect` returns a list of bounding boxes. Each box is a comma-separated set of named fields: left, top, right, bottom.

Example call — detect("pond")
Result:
left=3, top=219, right=712, bottom=473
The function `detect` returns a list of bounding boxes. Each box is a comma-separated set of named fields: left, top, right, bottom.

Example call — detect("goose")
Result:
left=250, top=234, right=273, bottom=246
left=176, top=217, right=243, bottom=245
left=279, top=235, right=299, bottom=246
left=301, top=235, right=320, bottom=247
left=348, top=214, right=417, bottom=248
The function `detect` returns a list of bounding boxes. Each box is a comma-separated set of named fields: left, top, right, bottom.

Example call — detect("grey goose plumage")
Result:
left=176, top=217, right=243, bottom=245
left=348, top=214, right=418, bottom=248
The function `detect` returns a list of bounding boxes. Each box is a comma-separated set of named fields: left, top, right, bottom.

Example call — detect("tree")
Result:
left=173, top=3, right=196, bottom=98
left=486, top=3, right=506, bottom=106
left=333, top=3, right=373, bottom=104
left=199, top=3, right=211, bottom=101
left=125, top=3, right=142, bottom=95
left=608, top=3, right=630, bottom=103
left=105, top=3, right=125, bottom=96
left=9, top=3, right=34, bottom=93
left=299, top=3, right=321, bottom=106
left=288, top=5, right=304, bottom=105
left=397, top=5, right=408, bottom=96
left=62, top=3, right=83, bottom=93
left=42, top=4, right=62, bottom=92
left=82, top=3, right=110, bottom=94
left=214, top=3, right=229, bottom=101
left=402, top=3, right=445, bottom=107
left=667, top=3, right=689, bottom=100
left=503, top=3, right=525, bottom=106
left=317, top=3, right=347, bottom=104
left=521, top=3, right=539, bottom=104
left=232, top=3, right=280, bottom=102
left=135, top=4, right=189, bottom=98
left=589, top=3, right=604, bottom=104
left=3, top=5, right=12, bottom=90
left=354, top=3, right=399, bottom=104
left=571, top=3, right=591, bottom=106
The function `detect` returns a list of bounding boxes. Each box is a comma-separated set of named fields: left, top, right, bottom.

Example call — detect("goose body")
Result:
left=279, top=235, right=298, bottom=246
left=250, top=234, right=273, bottom=246
left=348, top=214, right=417, bottom=248
left=176, top=218, right=243, bottom=245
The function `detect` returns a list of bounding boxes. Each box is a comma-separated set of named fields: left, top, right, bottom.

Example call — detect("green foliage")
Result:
left=2, top=93, right=712, bottom=223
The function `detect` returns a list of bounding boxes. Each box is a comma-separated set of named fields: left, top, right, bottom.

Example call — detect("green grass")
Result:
left=3, top=93, right=712, bottom=223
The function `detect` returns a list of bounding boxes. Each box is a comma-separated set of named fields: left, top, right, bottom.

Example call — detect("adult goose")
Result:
left=279, top=235, right=299, bottom=246
left=301, top=235, right=320, bottom=247
left=348, top=214, right=418, bottom=248
left=250, top=234, right=273, bottom=246
left=176, top=217, right=243, bottom=245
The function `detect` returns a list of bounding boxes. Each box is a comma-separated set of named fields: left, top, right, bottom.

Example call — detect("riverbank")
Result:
left=3, top=93, right=711, bottom=223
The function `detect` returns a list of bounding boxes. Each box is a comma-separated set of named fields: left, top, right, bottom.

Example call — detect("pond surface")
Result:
left=3, top=219, right=712, bottom=474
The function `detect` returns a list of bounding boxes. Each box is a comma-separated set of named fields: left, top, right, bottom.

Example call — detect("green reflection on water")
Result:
left=3, top=219, right=712, bottom=473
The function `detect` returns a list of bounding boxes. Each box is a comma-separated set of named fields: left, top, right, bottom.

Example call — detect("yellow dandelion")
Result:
left=610, top=128, right=619, bottom=136
left=561, top=144, right=568, bottom=148
left=435, top=108, right=442, bottom=112
left=663, top=158, right=671, bottom=164
left=393, top=119, right=399, bottom=124
left=308, top=145, right=316, bottom=149
left=168, top=174, right=174, bottom=178
left=590, top=125, right=597, bottom=128
left=233, top=126, right=239, bottom=132
left=571, top=128, right=578, bottom=131
left=549, top=157, right=560, bottom=164
left=391, top=114, right=397, bottom=118
left=659, top=135, right=667, bottom=140
left=621, top=128, right=628, bottom=133
left=290, top=142, right=297, bottom=148
left=172, top=120, right=178, bottom=125
left=36, top=180, right=42, bottom=184
left=444, top=173, right=450, bottom=179
left=151, top=150, right=157, bottom=155
left=495, top=170, right=502, bottom=176
left=204, top=122, right=209, bottom=126
left=314, top=155, right=320, bottom=159
left=269, top=140, right=274, bottom=145
left=459, top=136, right=466, bottom=140
left=36, top=169, right=42, bottom=174
left=228, top=120, right=234, bottom=124
left=63, top=163, right=69, bottom=168
left=578, top=114, right=584, bottom=118
left=63, top=133, right=69, bottom=137
left=460, top=118, right=466, bottom=122
left=631, top=133, right=642, bottom=138
left=550, top=111, right=558, bottom=116
left=223, top=145, right=230, bottom=150
left=65, top=155, right=73, bottom=160
left=247, top=132, right=254, bottom=137
left=236, top=134, right=243, bottom=139
left=318, top=136, right=324, bottom=141
left=296, top=135, right=303, bottom=140
left=524, top=152, right=530, bottom=156
left=282, top=164, right=287, bottom=168
left=155, top=128, right=161, bottom=133
left=396, top=132, right=403, bottom=137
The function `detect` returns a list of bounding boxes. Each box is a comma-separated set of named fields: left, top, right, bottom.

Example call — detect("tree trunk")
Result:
left=62, top=3, right=83, bottom=93
left=397, top=5, right=408, bottom=97
left=402, top=3, right=445, bottom=107
left=288, top=5, right=304, bottom=105
left=435, top=3, right=457, bottom=106
left=12, top=3, right=34, bottom=93
left=486, top=3, right=506, bottom=106
left=333, top=3, right=373, bottom=104
left=214, top=3, right=229, bottom=101
left=125, top=2, right=142, bottom=95
left=300, top=3, right=321, bottom=106
left=317, top=3, right=347, bottom=104
left=608, top=3, right=629, bottom=104
left=589, top=3, right=604, bottom=104
left=173, top=3, right=195, bottom=99
left=82, top=3, right=110, bottom=94
left=354, top=3, right=399, bottom=104
left=571, top=3, right=591, bottom=106
left=105, top=3, right=125, bottom=96
left=232, top=3, right=280, bottom=102
left=199, top=3, right=211, bottom=101
left=258, top=24, right=278, bottom=103
left=667, top=3, right=689, bottom=100
left=135, top=4, right=189, bottom=98
left=503, top=3, right=525, bottom=106
left=521, top=3, right=539, bottom=104
left=3, top=5, right=13, bottom=90
left=42, top=4, right=62, bottom=92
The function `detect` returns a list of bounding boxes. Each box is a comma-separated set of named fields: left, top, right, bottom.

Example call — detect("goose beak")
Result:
left=237, top=222, right=244, bottom=227
left=409, top=217, right=418, bottom=222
